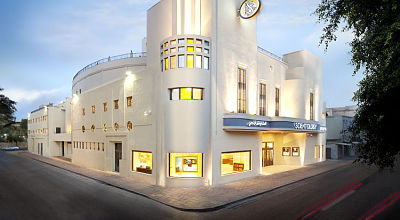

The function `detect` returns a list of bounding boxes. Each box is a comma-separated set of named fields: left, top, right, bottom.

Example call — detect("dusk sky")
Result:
left=0, top=0, right=363, bottom=120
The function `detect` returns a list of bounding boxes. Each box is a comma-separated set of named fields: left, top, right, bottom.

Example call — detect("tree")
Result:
left=315, top=0, right=400, bottom=168
left=0, top=88, right=17, bottom=128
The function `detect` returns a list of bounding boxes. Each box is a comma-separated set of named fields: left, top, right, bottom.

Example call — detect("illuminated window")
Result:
left=170, top=56, right=176, bottom=69
left=103, top=102, right=107, bottom=112
left=103, top=124, right=107, bottom=132
left=259, top=83, right=266, bottom=116
left=169, top=153, right=203, bottom=178
left=204, top=57, right=209, bottom=70
left=292, top=147, right=300, bottom=157
left=221, top=151, right=251, bottom=175
left=187, top=38, right=194, bottom=43
left=82, top=126, right=85, bottom=133
left=132, top=151, right=152, bottom=174
left=187, top=54, right=194, bottom=68
left=86, top=142, right=88, bottom=149
left=127, top=121, right=133, bottom=131
left=164, top=57, right=169, bottom=70
left=178, top=46, right=185, bottom=52
left=178, top=55, right=185, bottom=68
left=164, top=49, right=169, bottom=55
left=275, top=88, right=280, bottom=116
left=282, top=147, right=291, bottom=156
left=127, top=96, right=133, bottom=107
left=102, top=143, right=104, bottom=151
left=89, top=142, right=92, bottom=150
left=196, top=39, right=202, bottom=44
left=196, top=55, right=202, bottom=69
left=178, top=38, right=185, bottom=44
left=114, top=123, right=119, bottom=131
left=170, top=47, right=176, bottom=53
left=310, top=93, right=314, bottom=120
left=170, top=39, right=176, bottom=45
left=82, top=108, right=85, bottom=116
left=169, top=88, right=204, bottom=100
left=164, top=42, right=168, bottom=47
left=314, top=146, right=320, bottom=158
left=238, top=68, right=247, bottom=113
left=92, top=105, right=95, bottom=113
left=187, top=46, right=194, bottom=51
left=196, top=47, right=202, bottom=52
left=114, top=100, right=119, bottom=109
left=91, top=124, right=95, bottom=132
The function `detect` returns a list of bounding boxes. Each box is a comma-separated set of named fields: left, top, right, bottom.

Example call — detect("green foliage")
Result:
left=315, top=0, right=400, bottom=168
left=0, top=88, right=17, bottom=128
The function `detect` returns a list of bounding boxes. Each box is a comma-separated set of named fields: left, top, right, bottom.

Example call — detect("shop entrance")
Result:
left=114, top=143, right=122, bottom=172
left=262, top=142, right=274, bottom=167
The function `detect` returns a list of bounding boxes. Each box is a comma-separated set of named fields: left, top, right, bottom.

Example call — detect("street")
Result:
left=1, top=151, right=399, bottom=220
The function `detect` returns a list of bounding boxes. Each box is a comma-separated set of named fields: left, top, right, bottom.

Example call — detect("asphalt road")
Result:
left=1, top=151, right=399, bottom=220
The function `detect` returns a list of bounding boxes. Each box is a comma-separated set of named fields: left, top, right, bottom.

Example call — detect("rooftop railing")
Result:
left=257, top=46, right=284, bottom=62
left=73, top=51, right=147, bottom=80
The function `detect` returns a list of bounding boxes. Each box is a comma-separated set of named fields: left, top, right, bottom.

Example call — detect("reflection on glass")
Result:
left=169, top=153, right=203, bottom=177
left=133, top=151, right=152, bottom=174
left=221, top=151, right=251, bottom=175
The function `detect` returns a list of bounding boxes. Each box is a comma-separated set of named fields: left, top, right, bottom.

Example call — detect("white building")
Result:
left=29, top=0, right=326, bottom=187
left=326, top=105, right=357, bottom=159
left=28, top=100, right=72, bottom=158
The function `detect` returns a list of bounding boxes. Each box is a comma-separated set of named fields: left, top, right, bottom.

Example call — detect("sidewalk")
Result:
left=17, top=152, right=352, bottom=211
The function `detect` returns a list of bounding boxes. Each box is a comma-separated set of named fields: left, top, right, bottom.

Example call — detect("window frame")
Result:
left=221, top=150, right=252, bottom=175
left=132, top=151, right=153, bottom=175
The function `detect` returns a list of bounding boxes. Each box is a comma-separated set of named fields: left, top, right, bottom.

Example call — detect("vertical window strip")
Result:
left=275, top=88, right=280, bottom=116
left=238, top=68, right=247, bottom=113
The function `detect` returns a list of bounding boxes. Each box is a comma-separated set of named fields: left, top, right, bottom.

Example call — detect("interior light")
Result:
left=72, top=94, right=79, bottom=104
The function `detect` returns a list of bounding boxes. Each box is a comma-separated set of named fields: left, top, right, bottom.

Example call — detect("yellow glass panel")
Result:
left=164, top=42, right=168, bottom=47
left=187, top=54, right=194, bottom=68
left=164, top=57, right=169, bottom=70
left=169, top=153, right=203, bottom=177
left=193, top=88, right=203, bottom=100
left=133, top=151, right=152, bottom=174
left=170, top=56, right=176, bottom=69
left=187, top=46, right=194, bottom=51
left=164, top=49, right=168, bottom=55
left=187, top=38, right=194, bottom=43
left=180, top=88, right=192, bottom=100
left=221, top=151, right=251, bottom=175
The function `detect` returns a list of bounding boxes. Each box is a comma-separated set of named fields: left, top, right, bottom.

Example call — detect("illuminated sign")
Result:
left=293, top=122, right=318, bottom=130
left=247, top=120, right=268, bottom=127
left=239, top=0, right=263, bottom=20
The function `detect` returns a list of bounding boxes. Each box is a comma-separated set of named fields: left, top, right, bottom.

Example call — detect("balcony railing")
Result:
left=73, top=52, right=147, bottom=80
left=257, top=46, right=284, bottom=62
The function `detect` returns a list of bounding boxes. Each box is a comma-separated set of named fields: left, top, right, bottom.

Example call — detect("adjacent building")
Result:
left=326, top=105, right=357, bottom=159
left=28, top=0, right=326, bottom=187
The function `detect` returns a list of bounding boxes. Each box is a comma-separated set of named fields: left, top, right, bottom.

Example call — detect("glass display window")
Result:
left=221, top=151, right=251, bottom=175
left=292, top=147, right=300, bottom=157
left=169, top=153, right=203, bottom=178
left=132, top=151, right=152, bottom=174
left=282, top=147, right=291, bottom=156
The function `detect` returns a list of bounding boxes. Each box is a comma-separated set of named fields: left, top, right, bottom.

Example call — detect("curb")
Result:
left=17, top=152, right=353, bottom=212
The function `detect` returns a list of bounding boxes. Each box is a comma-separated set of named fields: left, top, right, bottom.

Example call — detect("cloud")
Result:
left=3, top=87, right=68, bottom=103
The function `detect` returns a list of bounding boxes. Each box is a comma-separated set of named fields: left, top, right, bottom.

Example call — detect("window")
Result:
left=196, top=47, right=202, bottom=52
left=132, top=151, right=152, bottom=174
left=196, top=55, right=202, bottom=69
left=89, top=142, right=92, bottom=150
left=259, top=83, right=266, bottom=116
left=103, top=124, right=107, bottom=132
left=170, top=39, right=176, bottom=45
left=221, top=151, right=251, bottom=175
left=114, top=123, right=119, bottom=131
left=238, top=68, right=247, bottom=113
left=164, top=57, right=169, bottom=70
left=314, top=146, right=320, bottom=159
left=275, top=88, right=280, bottom=116
left=169, top=88, right=204, bottom=100
left=164, top=49, right=168, bottom=55
left=187, top=46, right=194, bottom=51
left=170, top=56, right=176, bottom=69
left=196, top=39, right=202, bottom=44
left=92, top=105, right=95, bottom=113
left=178, top=55, right=185, bottom=68
left=91, top=125, right=95, bottom=132
left=178, top=38, right=185, bottom=44
left=127, top=121, right=133, bottom=131
left=178, top=46, right=185, bottom=52
left=103, top=102, right=108, bottom=112
left=187, top=38, right=194, bottom=43
left=187, top=54, right=194, bottom=68
left=164, top=42, right=168, bottom=47
left=169, top=153, right=203, bottom=178
left=170, top=47, right=176, bottom=53
left=204, top=48, right=209, bottom=54
left=292, top=147, right=300, bottom=157
left=82, top=108, right=86, bottom=116
left=86, top=142, right=88, bottom=149
left=310, top=93, right=314, bottom=120
left=204, top=57, right=209, bottom=70
left=102, top=143, right=105, bottom=151
left=282, top=147, right=291, bottom=156
left=114, top=100, right=119, bottom=109
left=82, top=126, right=85, bottom=133
left=204, top=41, right=209, bottom=46
left=127, top=96, right=133, bottom=107
left=98, top=142, right=100, bottom=151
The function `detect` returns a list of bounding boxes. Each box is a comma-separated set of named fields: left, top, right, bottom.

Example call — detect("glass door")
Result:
left=262, top=142, right=274, bottom=167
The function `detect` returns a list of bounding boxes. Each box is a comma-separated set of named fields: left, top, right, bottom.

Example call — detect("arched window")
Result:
left=114, top=123, right=119, bottom=131
left=91, top=124, right=95, bottom=132
left=82, top=126, right=85, bottom=133
left=103, top=124, right=108, bottom=132
left=127, top=121, right=133, bottom=131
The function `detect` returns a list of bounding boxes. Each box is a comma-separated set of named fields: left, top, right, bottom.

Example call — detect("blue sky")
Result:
left=0, top=0, right=362, bottom=120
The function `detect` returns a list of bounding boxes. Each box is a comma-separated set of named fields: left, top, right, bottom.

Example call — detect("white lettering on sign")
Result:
left=294, top=122, right=317, bottom=130
left=247, top=121, right=268, bottom=127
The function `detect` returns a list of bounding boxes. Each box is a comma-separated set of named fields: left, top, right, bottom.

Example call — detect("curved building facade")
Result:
left=28, top=0, right=326, bottom=187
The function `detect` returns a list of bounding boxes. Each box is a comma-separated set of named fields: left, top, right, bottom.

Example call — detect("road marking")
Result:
left=358, top=190, right=400, bottom=220
left=321, top=190, right=355, bottom=211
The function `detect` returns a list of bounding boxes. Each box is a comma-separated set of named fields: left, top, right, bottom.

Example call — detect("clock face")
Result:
left=239, top=0, right=262, bottom=19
